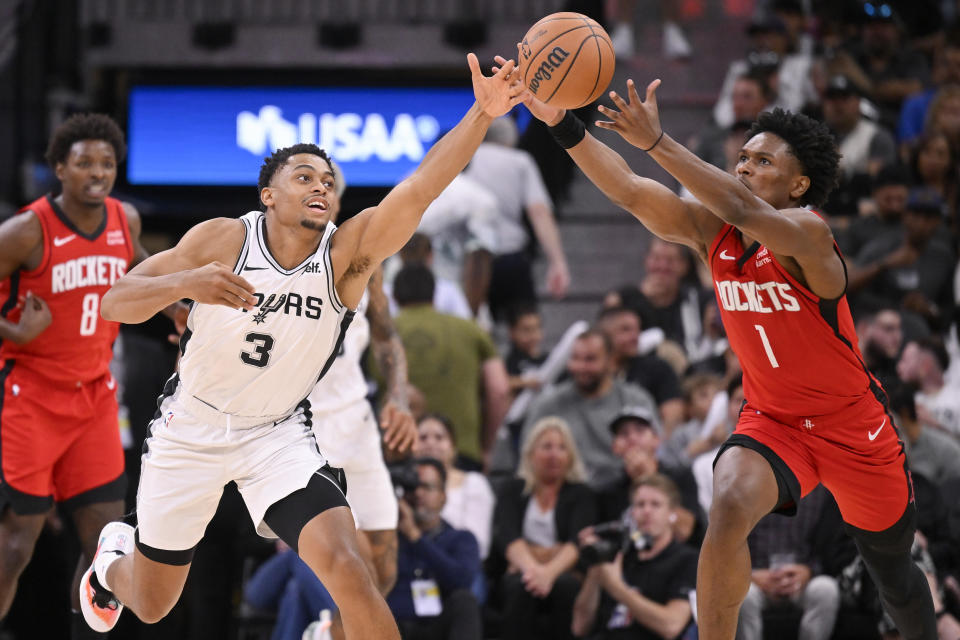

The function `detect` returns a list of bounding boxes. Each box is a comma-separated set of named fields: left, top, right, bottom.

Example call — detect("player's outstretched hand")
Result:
left=380, top=400, right=417, bottom=453
left=468, top=52, right=526, bottom=119
left=185, top=262, right=257, bottom=311
left=493, top=48, right=564, bottom=126
left=14, top=291, right=52, bottom=344
left=596, top=79, right=663, bottom=151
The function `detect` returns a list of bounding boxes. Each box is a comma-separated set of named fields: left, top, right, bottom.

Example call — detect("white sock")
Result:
left=94, top=550, right=124, bottom=592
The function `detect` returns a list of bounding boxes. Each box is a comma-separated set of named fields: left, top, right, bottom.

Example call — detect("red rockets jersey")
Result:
left=0, top=195, right=133, bottom=383
left=709, top=223, right=879, bottom=426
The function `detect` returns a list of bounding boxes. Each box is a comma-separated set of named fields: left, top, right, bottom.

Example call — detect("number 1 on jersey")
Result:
left=753, top=324, right=780, bottom=368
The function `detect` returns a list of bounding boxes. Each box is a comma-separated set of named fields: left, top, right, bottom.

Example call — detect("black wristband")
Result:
left=642, top=130, right=664, bottom=152
left=548, top=111, right=586, bottom=149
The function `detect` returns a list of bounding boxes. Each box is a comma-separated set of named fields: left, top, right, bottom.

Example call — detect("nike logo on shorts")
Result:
left=719, top=250, right=736, bottom=260
left=54, top=234, right=76, bottom=247
left=868, top=418, right=886, bottom=441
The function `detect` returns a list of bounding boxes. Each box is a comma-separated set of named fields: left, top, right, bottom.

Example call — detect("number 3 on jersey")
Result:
left=241, top=332, right=275, bottom=367
left=754, top=324, right=780, bottom=368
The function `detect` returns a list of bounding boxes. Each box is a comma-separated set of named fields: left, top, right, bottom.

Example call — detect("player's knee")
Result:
left=134, top=594, right=178, bottom=625
left=0, top=531, right=38, bottom=572
left=708, top=483, right=765, bottom=535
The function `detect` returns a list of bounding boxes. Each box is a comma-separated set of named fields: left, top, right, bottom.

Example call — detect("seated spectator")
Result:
left=492, top=417, right=595, bottom=640
left=713, top=16, right=817, bottom=129
left=632, top=239, right=712, bottom=364
left=387, top=457, right=482, bottom=640
left=693, top=71, right=773, bottom=171
left=897, top=29, right=960, bottom=148
left=414, top=414, right=495, bottom=560
left=385, top=233, right=472, bottom=319
left=857, top=307, right=904, bottom=391
left=505, top=302, right=547, bottom=398
left=390, top=264, right=511, bottom=468
left=571, top=474, right=698, bottom=640
left=522, top=329, right=657, bottom=488
left=838, top=164, right=909, bottom=258
left=659, top=373, right=722, bottom=470
left=887, top=383, right=960, bottom=488
left=909, top=130, right=959, bottom=236
left=691, top=375, right=744, bottom=516
left=849, top=187, right=954, bottom=332
left=841, top=1, right=929, bottom=129
left=599, top=406, right=705, bottom=546
left=821, top=74, right=897, bottom=220
left=897, top=336, right=960, bottom=439
left=598, top=306, right=685, bottom=436
left=737, top=486, right=843, bottom=640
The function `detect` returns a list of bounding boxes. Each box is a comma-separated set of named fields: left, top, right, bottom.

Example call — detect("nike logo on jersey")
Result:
left=868, top=418, right=886, bottom=441
left=53, top=234, right=76, bottom=247
left=106, top=376, right=116, bottom=391
left=715, top=280, right=801, bottom=313
left=243, top=266, right=268, bottom=271
left=719, top=250, right=736, bottom=260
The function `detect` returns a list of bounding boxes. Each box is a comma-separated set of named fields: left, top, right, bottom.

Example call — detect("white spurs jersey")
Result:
left=176, top=211, right=354, bottom=425
left=309, top=289, right=371, bottom=415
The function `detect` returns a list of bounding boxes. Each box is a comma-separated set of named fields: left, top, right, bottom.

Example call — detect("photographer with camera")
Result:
left=572, top=474, right=697, bottom=640
left=386, top=457, right=483, bottom=640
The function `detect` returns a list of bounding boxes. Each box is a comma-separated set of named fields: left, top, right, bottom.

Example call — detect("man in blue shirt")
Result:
left=387, top=457, right=482, bottom=640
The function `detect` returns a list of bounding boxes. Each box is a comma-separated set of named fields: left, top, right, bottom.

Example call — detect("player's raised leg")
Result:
left=697, top=447, right=779, bottom=640
left=69, top=499, right=124, bottom=635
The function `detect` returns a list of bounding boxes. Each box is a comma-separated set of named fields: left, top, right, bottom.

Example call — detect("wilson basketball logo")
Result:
left=527, top=46, right=571, bottom=96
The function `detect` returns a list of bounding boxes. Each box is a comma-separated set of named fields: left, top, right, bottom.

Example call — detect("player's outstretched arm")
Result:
left=101, top=218, right=257, bottom=324
left=497, top=56, right=720, bottom=260
left=333, top=54, right=524, bottom=281
left=598, top=79, right=841, bottom=283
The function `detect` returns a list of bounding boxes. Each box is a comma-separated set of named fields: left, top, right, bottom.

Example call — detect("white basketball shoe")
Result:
left=79, top=521, right=135, bottom=632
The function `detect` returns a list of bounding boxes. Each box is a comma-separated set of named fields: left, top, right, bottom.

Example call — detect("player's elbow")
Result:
left=100, top=291, right=120, bottom=322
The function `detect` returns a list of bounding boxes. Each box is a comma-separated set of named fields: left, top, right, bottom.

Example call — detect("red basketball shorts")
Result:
left=724, top=391, right=912, bottom=532
left=0, top=361, right=126, bottom=514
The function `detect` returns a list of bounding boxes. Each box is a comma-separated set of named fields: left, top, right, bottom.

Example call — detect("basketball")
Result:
left=518, top=12, right=615, bottom=110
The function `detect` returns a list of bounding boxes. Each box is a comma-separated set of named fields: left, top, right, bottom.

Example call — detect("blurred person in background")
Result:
left=694, top=71, right=774, bottom=172
left=385, top=232, right=472, bottom=319
left=504, top=302, right=547, bottom=398
left=598, top=305, right=685, bottom=436
left=857, top=307, right=905, bottom=391
left=414, top=414, right=495, bottom=561
left=908, top=130, right=959, bottom=235
left=522, top=329, right=657, bottom=488
left=820, top=74, right=897, bottom=220
left=898, top=29, right=960, bottom=148
left=464, top=116, right=569, bottom=320
left=387, top=458, right=482, bottom=640
left=492, top=417, right=595, bottom=640
left=887, top=382, right=960, bottom=489
left=837, top=164, right=909, bottom=258
left=391, top=263, right=510, bottom=469
left=850, top=187, right=954, bottom=333
left=897, top=336, right=960, bottom=439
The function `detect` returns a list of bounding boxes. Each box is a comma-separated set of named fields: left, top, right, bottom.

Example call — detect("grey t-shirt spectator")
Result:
left=522, top=380, right=657, bottom=488
left=904, top=426, right=960, bottom=487
left=464, top=142, right=553, bottom=255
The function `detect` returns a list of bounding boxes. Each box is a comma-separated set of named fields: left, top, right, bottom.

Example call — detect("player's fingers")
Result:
left=224, top=283, right=256, bottom=307
left=597, top=104, right=621, bottom=120
left=626, top=79, right=642, bottom=104
left=595, top=119, right=617, bottom=130
left=495, top=58, right=516, bottom=79
left=608, top=91, right=629, bottom=113
left=645, top=79, right=662, bottom=106
left=494, top=54, right=509, bottom=67
left=224, top=272, right=256, bottom=294
left=467, top=52, right=482, bottom=78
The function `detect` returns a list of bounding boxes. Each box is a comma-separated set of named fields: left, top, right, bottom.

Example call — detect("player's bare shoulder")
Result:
left=0, top=209, right=44, bottom=274
left=177, top=217, right=248, bottom=266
